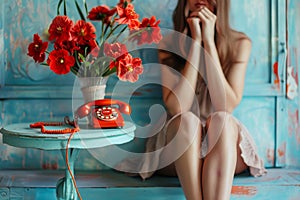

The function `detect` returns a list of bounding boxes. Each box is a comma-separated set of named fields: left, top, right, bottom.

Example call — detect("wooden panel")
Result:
left=230, top=0, right=271, bottom=84
left=234, top=97, right=276, bottom=167
left=0, top=0, right=4, bottom=87
left=0, top=169, right=300, bottom=200
left=230, top=0, right=285, bottom=97
left=0, top=101, right=3, bottom=128
left=285, top=0, right=300, bottom=168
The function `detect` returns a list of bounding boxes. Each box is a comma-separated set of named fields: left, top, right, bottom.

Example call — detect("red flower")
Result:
left=54, top=40, right=80, bottom=54
left=131, top=16, right=162, bottom=45
left=48, top=16, right=73, bottom=43
left=27, top=33, right=48, bottom=63
left=71, top=20, right=96, bottom=45
left=77, top=39, right=98, bottom=59
left=104, top=42, right=128, bottom=59
left=47, top=49, right=75, bottom=74
left=87, top=39, right=99, bottom=55
left=115, top=3, right=140, bottom=30
left=116, top=53, right=143, bottom=82
left=87, top=5, right=117, bottom=24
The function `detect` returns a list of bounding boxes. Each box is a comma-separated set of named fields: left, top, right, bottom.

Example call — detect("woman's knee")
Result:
left=206, top=111, right=239, bottom=144
left=166, top=112, right=202, bottom=143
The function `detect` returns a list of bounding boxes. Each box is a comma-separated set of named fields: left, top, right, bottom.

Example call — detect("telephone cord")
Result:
left=29, top=117, right=82, bottom=200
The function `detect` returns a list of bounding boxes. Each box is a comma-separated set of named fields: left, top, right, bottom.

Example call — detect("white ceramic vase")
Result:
left=78, top=77, right=108, bottom=103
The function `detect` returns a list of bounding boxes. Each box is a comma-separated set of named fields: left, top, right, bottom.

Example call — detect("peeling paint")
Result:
left=288, top=109, right=300, bottom=141
left=286, top=65, right=298, bottom=99
left=278, top=143, right=286, bottom=157
left=273, top=62, right=280, bottom=89
left=277, top=142, right=286, bottom=164
left=267, top=148, right=275, bottom=164
left=231, top=186, right=257, bottom=196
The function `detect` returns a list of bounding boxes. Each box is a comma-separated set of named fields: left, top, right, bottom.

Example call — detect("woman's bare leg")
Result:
left=202, top=111, right=246, bottom=200
left=164, top=112, right=203, bottom=200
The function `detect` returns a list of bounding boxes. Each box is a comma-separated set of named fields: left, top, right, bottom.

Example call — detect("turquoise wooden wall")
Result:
left=0, top=0, right=299, bottom=170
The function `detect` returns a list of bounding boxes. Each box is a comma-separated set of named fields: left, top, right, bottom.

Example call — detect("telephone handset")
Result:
left=76, top=99, right=131, bottom=128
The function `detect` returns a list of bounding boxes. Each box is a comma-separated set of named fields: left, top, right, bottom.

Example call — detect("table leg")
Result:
left=56, top=148, right=80, bottom=200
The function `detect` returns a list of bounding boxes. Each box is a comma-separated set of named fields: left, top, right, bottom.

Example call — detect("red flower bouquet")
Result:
left=27, top=0, right=162, bottom=83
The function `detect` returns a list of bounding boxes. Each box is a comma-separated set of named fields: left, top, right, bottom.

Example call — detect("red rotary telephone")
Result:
left=75, top=99, right=131, bottom=128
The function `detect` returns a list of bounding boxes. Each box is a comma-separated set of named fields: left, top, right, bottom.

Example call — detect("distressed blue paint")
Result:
left=0, top=169, right=300, bottom=200
left=277, top=0, right=287, bottom=96
left=230, top=0, right=272, bottom=85
left=0, top=0, right=4, bottom=88
left=3, top=0, right=74, bottom=85
left=234, top=97, right=276, bottom=167
left=275, top=97, right=288, bottom=167
left=0, top=101, right=3, bottom=128
left=286, top=0, right=300, bottom=168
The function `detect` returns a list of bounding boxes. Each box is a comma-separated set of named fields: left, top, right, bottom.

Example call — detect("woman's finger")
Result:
left=202, top=7, right=214, bottom=17
left=200, top=8, right=211, bottom=19
left=198, top=11, right=207, bottom=22
left=201, top=7, right=216, bottom=20
left=189, top=11, right=201, bottom=18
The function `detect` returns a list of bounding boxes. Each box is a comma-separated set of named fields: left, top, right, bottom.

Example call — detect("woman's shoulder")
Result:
left=232, top=31, right=252, bottom=48
left=231, top=31, right=252, bottom=62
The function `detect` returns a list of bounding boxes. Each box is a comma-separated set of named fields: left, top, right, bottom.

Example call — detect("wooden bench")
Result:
left=0, top=168, right=299, bottom=200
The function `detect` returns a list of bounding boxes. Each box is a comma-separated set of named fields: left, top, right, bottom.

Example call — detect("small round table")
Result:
left=0, top=122, right=136, bottom=200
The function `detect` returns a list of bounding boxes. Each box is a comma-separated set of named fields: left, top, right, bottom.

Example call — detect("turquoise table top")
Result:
left=0, top=122, right=136, bottom=150
left=1, top=122, right=136, bottom=200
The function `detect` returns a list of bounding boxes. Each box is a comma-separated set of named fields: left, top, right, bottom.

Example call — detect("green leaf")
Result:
left=78, top=53, right=86, bottom=62
left=75, top=0, right=86, bottom=21
left=90, top=56, right=112, bottom=76
left=83, top=0, right=88, bottom=15
left=103, top=67, right=116, bottom=77
left=40, top=62, right=49, bottom=66
left=57, top=0, right=64, bottom=15
left=63, top=0, right=67, bottom=16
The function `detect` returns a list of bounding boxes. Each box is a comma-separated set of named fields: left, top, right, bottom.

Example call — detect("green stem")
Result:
left=104, top=24, right=122, bottom=43
left=122, top=28, right=145, bottom=43
left=99, top=23, right=111, bottom=47
left=71, top=66, right=78, bottom=75
left=75, top=0, right=86, bottom=21
left=113, top=26, right=128, bottom=43
left=83, top=0, right=88, bottom=15
left=63, top=0, right=67, bottom=15
left=100, top=22, right=105, bottom=45
left=57, top=0, right=64, bottom=15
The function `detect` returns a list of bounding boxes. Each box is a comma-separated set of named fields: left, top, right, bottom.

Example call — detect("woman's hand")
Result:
left=198, top=7, right=217, bottom=45
left=188, top=7, right=217, bottom=45
left=187, top=14, right=202, bottom=41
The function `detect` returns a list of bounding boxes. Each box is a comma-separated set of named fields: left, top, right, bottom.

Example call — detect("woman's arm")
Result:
left=160, top=42, right=201, bottom=116
left=204, top=38, right=251, bottom=112
left=160, top=17, right=203, bottom=116
left=199, top=7, right=251, bottom=112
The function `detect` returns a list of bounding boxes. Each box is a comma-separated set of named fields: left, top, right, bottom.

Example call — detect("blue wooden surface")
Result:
left=0, top=0, right=299, bottom=172
left=0, top=168, right=299, bottom=200
left=286, top=0, right=300, bottom=168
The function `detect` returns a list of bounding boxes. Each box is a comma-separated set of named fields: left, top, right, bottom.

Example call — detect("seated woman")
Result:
left=137, top=0, right=267, bottom=200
